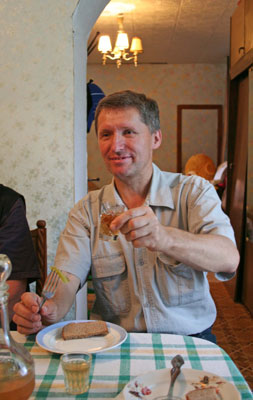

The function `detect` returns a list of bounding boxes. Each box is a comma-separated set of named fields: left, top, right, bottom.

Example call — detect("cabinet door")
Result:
left=243, top=68, right=253, bottom=314
left=245, top=0, right=253, bottom=53
left=230, top=0, right=245, bottom=67
left=226, top=74, right=249, bottom=299
left=243, top=241, right=253, bottom=314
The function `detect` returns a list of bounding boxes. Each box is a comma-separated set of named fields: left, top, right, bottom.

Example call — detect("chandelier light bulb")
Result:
left=98, top=35, right=112, bottom=53
left=115, top=32, right=129, bottom=50
left=130, top=37, right=143, bottom=53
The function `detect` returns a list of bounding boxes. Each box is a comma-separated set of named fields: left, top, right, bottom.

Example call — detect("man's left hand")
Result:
left=110, top=206, right=165, bottom=251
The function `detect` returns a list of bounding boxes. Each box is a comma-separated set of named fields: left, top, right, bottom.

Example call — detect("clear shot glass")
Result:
left=60, top=352, right=92, bottom=395
left=99, top=203, right=125, bottom=241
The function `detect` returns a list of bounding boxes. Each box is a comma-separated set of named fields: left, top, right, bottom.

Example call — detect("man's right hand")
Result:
left=13, top=272, right=80, bottom=335
left=12, top=292, right=57, bottom=335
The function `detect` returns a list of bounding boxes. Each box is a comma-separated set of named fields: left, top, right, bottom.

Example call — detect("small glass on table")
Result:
left=99, top=203, right=125, bottom=241
left=60, top=352, right=91, bottom=395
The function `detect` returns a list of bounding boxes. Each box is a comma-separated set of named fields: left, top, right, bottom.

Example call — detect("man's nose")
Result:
left=110, top=133, right=124, bottom=152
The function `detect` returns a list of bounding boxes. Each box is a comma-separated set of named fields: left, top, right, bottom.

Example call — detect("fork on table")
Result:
left=38, top=269, right=60, bottom=310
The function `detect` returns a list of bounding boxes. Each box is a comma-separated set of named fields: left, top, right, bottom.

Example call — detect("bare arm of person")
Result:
left=13, top=272, right=80, bottom=335
left=7, top=279, right=27, bottom=321
left=110, top=206, right=240, bottom=274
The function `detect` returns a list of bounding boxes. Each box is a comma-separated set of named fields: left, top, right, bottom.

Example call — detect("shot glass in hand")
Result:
left=60, top=352, right=91, bottom=395
left=99, top=203, right=125, bottom=241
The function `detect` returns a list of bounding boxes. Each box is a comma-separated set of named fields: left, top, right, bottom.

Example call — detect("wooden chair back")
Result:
left=30, top=220, right=47, bottom=296
left=87, top=273, right=95, bottom=318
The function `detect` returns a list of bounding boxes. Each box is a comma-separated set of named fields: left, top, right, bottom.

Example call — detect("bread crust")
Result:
left=62, top=321, right=109, bottom=340
left=186, top=387, right=219, bottom=400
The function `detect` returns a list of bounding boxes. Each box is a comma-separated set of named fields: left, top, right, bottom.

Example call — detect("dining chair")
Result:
left=30, top=220, right=47, bottom=296
left=87, top=273, right=95, bottom=318
left=75, top=272, right=96, bottom=320
left=29, top=220, right=91, bottom=319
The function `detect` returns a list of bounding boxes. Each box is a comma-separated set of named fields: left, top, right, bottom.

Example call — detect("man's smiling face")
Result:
left=97, top=107, right=161, bottom=182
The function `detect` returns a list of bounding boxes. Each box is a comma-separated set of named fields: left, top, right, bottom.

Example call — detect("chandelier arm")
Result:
left=122, top=53, right=135, bottom=61
left=104, top=53, right=121, bottom=60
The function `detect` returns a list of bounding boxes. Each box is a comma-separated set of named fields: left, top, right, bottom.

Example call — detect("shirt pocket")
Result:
left=92, top=252, right=131, bottom=317
left=155, top=259, right=204, bottom=306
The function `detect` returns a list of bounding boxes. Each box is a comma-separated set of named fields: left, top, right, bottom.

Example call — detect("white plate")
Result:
left=123, top=368, right=241, bottom=400
left=36, top=319, right=127, bottom=354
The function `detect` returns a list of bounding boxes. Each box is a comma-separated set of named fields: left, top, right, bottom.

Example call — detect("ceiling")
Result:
left=87, top=0, right=238, bottom=65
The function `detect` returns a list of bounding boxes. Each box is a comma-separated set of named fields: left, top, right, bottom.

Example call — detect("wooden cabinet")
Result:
left=230, top=0, right=253, bottom=79
left=226, top=72, right=249, bottom=301
left=226, top=65, right=253, bottom=315
left=243, top=240, right=253, bottom=313
left=227, top=1, right=253, bottom=315
left=245, top=0, right=253, bottom=53
left=230, top=0, right=245, bottom=66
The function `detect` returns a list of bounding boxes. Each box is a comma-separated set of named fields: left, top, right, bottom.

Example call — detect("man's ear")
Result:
left=152, top=129, right=162, bottom=149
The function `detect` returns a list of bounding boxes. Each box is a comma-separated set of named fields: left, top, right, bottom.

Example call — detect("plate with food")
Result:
left=36, top=319, right=128, bottom=354
left=123, top=368, right=240, bottom=400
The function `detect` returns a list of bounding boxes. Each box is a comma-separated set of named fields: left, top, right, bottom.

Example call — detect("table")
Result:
left=13, top=331, right=252, bottom=399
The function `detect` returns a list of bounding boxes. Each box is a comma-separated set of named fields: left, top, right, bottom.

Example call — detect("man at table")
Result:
left=13, top=90, right=240, bottom=343
left=0, top=184, right=40, bottom=327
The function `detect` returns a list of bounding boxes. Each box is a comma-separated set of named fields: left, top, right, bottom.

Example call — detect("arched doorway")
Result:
left=73, top=0, right=109, bottom=319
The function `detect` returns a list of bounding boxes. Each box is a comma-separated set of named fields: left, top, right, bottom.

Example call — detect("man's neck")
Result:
left=114, top=173, right=152, bottom=209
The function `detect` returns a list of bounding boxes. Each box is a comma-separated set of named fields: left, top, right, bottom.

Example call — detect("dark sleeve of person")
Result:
left=0, top=197, right=41, bottom=282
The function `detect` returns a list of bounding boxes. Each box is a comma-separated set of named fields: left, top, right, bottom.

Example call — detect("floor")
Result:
left=209, top=278, right=253, bottom=391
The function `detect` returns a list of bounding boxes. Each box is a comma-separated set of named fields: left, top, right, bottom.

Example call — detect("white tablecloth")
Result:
left=12, top=331, right=252, bottom=399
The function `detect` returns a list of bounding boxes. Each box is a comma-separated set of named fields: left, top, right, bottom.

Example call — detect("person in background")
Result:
left=13, top=90, right=240, bottom=342
left=0, top=184, right=40, bottom=327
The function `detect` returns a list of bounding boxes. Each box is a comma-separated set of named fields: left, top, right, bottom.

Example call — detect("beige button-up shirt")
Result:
left=55, top=164, right=235, bottom=335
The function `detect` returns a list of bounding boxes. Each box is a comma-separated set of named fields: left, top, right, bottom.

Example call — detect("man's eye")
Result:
left=124, top=129, right=134, bottom=135
left=100, top=132, right=110, bottom=138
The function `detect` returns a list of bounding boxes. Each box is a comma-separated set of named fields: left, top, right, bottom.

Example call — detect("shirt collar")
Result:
left=147, top=164, right=175, bottom=209
left=102, top=180, right=125, bottom=206
left=103, top=163, right=175, bottom=210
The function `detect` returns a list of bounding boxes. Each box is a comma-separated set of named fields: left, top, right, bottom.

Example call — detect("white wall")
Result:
left=0, top=0, right=109, bottom=320
left=0, top=0, right=108, bottom=268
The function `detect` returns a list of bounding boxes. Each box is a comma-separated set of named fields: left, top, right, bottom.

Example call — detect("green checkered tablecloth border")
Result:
left=15, top=332, right=253, bottom=399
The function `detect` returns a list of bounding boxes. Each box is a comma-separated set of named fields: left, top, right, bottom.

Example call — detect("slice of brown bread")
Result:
left=62, top=321, right=109, bottom=340
left=186, top=387, right=219, bottom=400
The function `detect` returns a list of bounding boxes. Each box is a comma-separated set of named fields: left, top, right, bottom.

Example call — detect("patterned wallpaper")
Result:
left=0, top=0, right=78, bottom=267
left=86, top=63, right=227, bottom=188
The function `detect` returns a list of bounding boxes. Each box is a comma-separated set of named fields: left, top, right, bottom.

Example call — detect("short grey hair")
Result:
left=94, top=90, right=160, bottom=134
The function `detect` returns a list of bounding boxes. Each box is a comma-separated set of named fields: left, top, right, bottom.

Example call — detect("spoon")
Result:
left=167, top=354, right=185, bottom=399
left=153, top=354, right=185, bottom=400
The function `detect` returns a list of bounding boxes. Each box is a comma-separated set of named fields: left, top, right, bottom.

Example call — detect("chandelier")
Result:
left=97, top=13, right=143, bottom=68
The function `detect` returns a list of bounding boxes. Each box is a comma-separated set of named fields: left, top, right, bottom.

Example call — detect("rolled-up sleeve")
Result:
left=186, top=178, right=236, bottom=281
left=187, top=178, right=236, bottom=244
left=54, top=200, right=92, bottom=287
